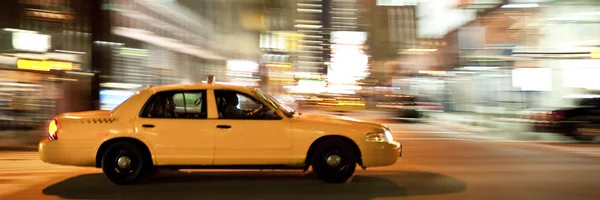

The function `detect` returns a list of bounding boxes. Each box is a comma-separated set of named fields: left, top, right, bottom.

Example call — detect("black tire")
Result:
left=311, top=138, right=357, bottom=183
left=101, top=142, right=151, bottom=185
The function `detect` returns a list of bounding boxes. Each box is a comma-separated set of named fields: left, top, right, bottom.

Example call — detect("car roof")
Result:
left=140, top=83, right=254, bottom=93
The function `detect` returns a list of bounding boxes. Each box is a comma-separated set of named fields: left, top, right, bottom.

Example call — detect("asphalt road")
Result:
left=1, top=120, right=600, bottom=200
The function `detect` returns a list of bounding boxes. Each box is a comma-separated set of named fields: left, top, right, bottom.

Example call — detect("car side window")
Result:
left=214, top=90, right=280, bottom=120
left=140, top=90, right=207, bottom=119
left=238, top=94, right=262, bottom=110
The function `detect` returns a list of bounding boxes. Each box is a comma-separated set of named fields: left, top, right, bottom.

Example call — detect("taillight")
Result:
left=552, top=111, right=566, bottom=121
left=48, top=119, right=58, bottom=140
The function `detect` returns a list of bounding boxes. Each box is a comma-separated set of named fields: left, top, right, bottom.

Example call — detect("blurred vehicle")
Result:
left=296, top=95, right=327, bottom=108
left=39, top=79, right=402, bottom=185
left=318, top=95, right=366, bottom=112
left=297, top=94, right=366, bottom=112
left=522, top=96, right=600, bottom=140
left=376, top=95, right=443, bottom=120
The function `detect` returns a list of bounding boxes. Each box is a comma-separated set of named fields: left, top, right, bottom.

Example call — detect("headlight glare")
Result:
left=366, top=131, right=393, bottom=143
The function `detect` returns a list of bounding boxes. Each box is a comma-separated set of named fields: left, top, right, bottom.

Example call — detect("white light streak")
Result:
left=501, top=4, right=539, bottom=8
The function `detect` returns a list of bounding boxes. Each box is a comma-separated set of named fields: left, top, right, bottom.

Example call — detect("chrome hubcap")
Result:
left=117, top=156, right=132, bottom=169
left=326, top=155, right=342, bottom=167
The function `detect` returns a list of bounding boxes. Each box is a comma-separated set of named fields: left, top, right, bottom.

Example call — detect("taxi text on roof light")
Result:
left=207, top=75, right=216, bottom=84
left=17, top=59, right=73, bottom=71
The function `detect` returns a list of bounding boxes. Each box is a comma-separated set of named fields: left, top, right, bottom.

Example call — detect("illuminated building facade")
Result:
left=294, top=0, right=328, bottom=75
left=93, top=0, right=265, bottom=109
left=0, top=0, right=95, bottom=138
left=453, top=0, right=600, bottom=111
left=327, top=0, right=371, bottom=94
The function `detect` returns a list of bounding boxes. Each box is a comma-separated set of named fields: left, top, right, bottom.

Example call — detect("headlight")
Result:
left=365, top=129, right=394, bottom=142
left=384, top=129, right=393, bottom=141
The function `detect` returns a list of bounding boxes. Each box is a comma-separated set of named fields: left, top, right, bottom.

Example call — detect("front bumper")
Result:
left=360, top=141, right=402, bottom=168
left=39, top=139, right=96, bottom=167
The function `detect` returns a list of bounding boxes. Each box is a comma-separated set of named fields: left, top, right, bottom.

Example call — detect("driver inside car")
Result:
left=222, top=92, right=262, bottom=119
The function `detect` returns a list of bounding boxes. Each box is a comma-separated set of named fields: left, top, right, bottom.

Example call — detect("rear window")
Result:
left=110, top=92, right=140, bottom=113
left=139, top=90, right=207, bottom=119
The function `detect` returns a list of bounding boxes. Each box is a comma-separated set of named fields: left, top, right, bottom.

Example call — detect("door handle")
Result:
left=216, top=125, right=232, bottom=129
left=142, top=124, right=155, bottom=128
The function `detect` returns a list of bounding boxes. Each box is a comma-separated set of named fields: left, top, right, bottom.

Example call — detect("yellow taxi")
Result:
left=39, top=79, right=402, bottom=185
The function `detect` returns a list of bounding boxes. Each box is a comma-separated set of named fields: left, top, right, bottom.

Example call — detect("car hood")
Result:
left=293, top=113, right=383, bottom=131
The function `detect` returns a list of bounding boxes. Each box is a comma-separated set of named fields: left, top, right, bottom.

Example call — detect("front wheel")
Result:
left=101, top=142, right=151, bottom=185
left=311, top=138, right=357, bottom=183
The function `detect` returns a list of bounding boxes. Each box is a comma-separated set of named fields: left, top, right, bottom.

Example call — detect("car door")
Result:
left=134, top=90, right=214, bottom=165
left=212, top=89, right=293, bottom=165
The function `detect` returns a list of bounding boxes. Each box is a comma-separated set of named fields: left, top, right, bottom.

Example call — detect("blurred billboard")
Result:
left=328, top=31, right=369, bottom=94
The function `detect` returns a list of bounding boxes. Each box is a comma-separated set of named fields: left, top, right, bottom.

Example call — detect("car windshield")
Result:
left=253, top=88, right=295, bottom=118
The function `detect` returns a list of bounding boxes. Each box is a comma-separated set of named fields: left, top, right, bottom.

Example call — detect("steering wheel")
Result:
left=249, top=104, right=269, bottom=118
left=194, top=98, right=202, bottom=106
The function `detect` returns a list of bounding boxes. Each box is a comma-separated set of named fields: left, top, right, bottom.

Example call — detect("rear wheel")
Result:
left=101, top=142, right=151, bottom=185
left=311, top=138, right=357, bottom=183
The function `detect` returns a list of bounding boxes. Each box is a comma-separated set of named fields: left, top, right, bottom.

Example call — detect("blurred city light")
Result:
left=501, top=4, right=539, bottom=8
left=11, top=31, right=51, bottom=52
left=0, top=0, right=598, bottom=147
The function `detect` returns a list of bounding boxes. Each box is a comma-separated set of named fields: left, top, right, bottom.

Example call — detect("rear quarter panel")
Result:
left=52, top=90, right=155, bottom=166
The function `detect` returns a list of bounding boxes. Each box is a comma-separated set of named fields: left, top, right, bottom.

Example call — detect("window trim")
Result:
left=182, top=93, right=187, bottom=115
left=138, top=90, right=208, bottom=119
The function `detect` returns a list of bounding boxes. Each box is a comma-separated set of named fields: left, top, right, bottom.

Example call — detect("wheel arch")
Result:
left=304, top=135, right=362, bottom=169
left=95, top=137, right=153, bottom=168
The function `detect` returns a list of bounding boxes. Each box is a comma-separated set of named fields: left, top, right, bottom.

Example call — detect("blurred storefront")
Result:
left=0, top=0, right=94, bottom=135
left=363, top=0, right=465, bottom=106
left=530, top=0, right=600, bottom=108
left=450, top=0, right=600, bottom=114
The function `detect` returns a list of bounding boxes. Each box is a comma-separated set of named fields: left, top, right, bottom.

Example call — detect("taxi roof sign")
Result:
left=207, top=75, right=216, bottom=84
